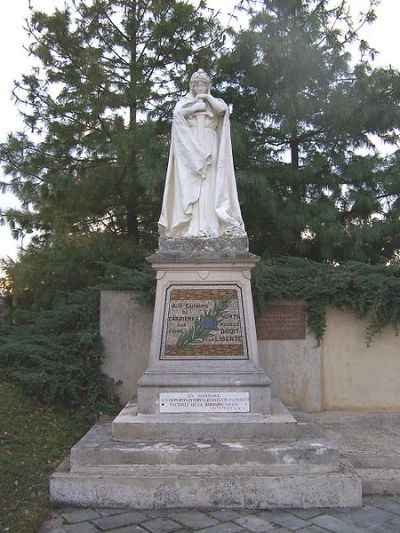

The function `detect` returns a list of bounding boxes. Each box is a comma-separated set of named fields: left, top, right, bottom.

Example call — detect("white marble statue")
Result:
left=159, top=69, right=245, bottom=238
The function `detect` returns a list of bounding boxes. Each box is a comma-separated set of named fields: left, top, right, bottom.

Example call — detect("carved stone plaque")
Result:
left=160, top=284, right=248, bottom=360
left=257, top=303, right=306, bottom=340
left=159, top=392, right=250, bottom=413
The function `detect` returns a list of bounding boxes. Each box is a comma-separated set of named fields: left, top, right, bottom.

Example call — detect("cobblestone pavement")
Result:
left=40, top=495, right=400, bottom=532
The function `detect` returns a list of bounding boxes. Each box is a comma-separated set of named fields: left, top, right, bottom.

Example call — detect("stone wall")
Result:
left=100, top=291, right=400, bottom=411
left=258, top=331, right=322, bottom=412
left=100, top=291, right=152, bottom=404
left=322, top=307, right=400, bottom=410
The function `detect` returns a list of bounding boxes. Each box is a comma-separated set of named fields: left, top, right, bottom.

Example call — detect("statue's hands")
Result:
left=196, top=93, right=209, bottom=102
left=193, top=100, right=207, bottom=112
left=195, top=93, right=225, bottom=115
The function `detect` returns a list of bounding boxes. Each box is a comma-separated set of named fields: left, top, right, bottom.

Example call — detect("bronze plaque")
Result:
left=160, top=284, right=248, bottom=360
left=257, top=303, right=306, bottom=340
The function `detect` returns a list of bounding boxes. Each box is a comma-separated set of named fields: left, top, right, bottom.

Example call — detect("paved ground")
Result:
left=40, top=495, right=400, bottom=532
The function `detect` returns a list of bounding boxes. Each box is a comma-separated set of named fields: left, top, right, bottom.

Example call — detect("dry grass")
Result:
left=0, top=368, right=91, bottom=532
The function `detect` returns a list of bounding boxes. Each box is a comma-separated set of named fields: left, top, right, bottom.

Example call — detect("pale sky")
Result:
left=0, top=0, right=399, bottom=265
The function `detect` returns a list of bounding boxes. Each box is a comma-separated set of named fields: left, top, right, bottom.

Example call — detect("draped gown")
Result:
left=158, top=93, right=245, bottom=238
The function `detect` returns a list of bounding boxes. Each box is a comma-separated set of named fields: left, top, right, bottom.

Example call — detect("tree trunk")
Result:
left=290, top=134, right=299, bottom=169
left=126, top=203, right=139, bottom=238
left=126, top=0, right=139, bottom=242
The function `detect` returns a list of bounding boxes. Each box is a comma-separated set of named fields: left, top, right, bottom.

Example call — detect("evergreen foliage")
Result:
left=219, top=0, right=400, bottom=262
left=0, top=0, right=223, bottom=245
left=252, top=257, right=400, bottom=343
left=1, top=232, right=151, bottom=313
left=0, top=262, right=155, bottom=409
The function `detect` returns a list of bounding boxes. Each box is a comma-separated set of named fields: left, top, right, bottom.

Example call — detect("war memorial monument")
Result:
left=50, top=70, right=361, bottom=509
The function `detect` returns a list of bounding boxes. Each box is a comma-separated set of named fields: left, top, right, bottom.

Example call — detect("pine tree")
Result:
left=219, top=0, right=400, bottom=262
left=0, top=0, right=223, bottom=246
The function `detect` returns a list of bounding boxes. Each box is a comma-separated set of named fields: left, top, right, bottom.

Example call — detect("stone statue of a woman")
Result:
left=158, top=69, right=245, bottom=239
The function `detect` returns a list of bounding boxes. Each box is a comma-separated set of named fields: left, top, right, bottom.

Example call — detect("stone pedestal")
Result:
left=135, top=238, right=270, bottom=417
left=49, top=237, right=362, bottom=509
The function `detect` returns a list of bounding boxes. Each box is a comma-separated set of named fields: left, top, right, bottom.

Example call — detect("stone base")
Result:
left=49, top=399, right=362, bottom=509
left=70, top=429, right=339, bottom=471
left=137, top=370, right=271, bottom=415
left=50, top=459, right=361, bottom=510
left=112, top=398, right=294, bottom=442
left=157, top=235, right=250, bottom=258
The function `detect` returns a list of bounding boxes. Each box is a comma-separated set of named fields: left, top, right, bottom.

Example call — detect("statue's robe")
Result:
left=158, top=93, right=244, bottom=238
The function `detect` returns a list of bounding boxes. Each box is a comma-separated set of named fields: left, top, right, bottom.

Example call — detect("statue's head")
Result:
left=189, top=69, right=211, bottom=96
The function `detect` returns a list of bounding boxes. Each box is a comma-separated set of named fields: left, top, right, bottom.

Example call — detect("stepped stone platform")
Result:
left=306, top=409, right=400, bottom=496
left=50, top=399, right=361, bottom=510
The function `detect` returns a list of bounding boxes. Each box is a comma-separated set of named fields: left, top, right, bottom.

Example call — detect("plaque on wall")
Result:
left=257, top=303, right=306, bottom=340
left=160, top=284, right=248, bottom=360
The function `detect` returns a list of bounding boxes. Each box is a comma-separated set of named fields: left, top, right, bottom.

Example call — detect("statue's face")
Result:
left=193, top=80, right=208, bottom=95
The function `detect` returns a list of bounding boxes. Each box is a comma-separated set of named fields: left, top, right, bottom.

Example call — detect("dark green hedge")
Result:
left=0, top=263, right=155, bottom=412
